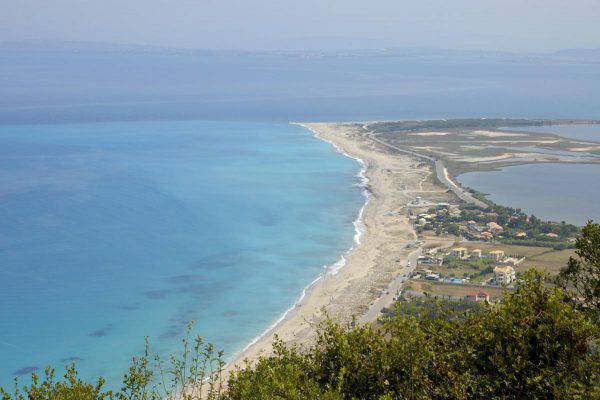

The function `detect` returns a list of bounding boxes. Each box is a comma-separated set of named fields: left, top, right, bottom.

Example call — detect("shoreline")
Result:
left=226, top=122, right=371, bottom=365
left=223, top=122, right=445, bottom=376
left=299, top=123, right=371, bottom=272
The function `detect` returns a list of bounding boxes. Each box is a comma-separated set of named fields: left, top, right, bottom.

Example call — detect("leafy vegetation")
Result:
left=1, top=324, right=226, bottom=400
left=420, top=195, right=580, bottom=248
left=3, top=224, right=600, bottom=399
left=226, top=271, right=599, bottom=399
left=558, top=220, right=600, bottom=313
left=383, top=297, right=485, bottom=321
left=466, top=194, right=580, bottom=245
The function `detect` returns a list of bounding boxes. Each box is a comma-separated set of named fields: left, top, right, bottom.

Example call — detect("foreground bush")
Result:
left=1, top=327, right=225, bottom=400
left=226, top=272, right=599, bottom=399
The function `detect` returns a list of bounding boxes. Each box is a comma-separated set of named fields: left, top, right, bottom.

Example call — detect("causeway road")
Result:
left=369, top=135, right=488, bottom=209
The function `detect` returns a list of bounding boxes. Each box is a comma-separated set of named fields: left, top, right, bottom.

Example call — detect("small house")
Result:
left=466, top=291, right=489, bottom=302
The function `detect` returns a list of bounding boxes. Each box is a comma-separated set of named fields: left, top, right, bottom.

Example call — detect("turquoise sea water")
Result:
left=0, top=120, right=364, bottom=387
left=457, top=163, right=600, bottom=226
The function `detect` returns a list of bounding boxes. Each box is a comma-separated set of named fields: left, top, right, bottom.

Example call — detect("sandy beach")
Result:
left=224, top=122, right=454, bottom=375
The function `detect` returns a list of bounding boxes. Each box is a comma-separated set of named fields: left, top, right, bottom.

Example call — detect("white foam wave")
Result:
left=296, top=123, right=370, bottom=277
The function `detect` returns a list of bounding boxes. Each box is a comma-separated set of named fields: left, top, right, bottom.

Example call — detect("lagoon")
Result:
left=505, top=124, right=600, bottom=142
left=457, top=163, right=600, bottom=226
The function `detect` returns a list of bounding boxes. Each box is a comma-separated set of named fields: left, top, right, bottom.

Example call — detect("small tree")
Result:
left=558, top=220, right=600, bottom=313
left=0, top=365, right=112, bottom=400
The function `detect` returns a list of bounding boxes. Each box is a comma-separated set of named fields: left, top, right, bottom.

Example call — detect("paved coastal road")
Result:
left=433, top=159, right=488, bottom=208
left=358, top=247, right=422, bottom=323
left=369, top=135, right=488, bottom=209
left=359, top=240, right=456, bottom=323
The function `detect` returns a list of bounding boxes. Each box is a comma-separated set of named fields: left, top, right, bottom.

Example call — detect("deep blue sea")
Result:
left=0, top=120, right=364, bottom=387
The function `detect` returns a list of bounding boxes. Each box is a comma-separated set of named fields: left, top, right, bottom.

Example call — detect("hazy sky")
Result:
left=2, top=0, right=599, bottom=52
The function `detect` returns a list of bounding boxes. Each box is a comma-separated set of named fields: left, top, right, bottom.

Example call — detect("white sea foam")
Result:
left=297, top=123, right=370, bottom=277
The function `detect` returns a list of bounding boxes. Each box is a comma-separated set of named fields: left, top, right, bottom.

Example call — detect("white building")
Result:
left=493, top=266, right=516, bottom=285
left=485, top=250, right=505, bottom=261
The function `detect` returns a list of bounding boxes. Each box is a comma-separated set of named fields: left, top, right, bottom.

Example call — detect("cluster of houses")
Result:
left=411, top=201, right=569, bottom=245
left=410, top=203, right=511, bottom=241
left=448, top=246, right=517, bottom=285
left=449, top=246, right=506, bottom=261
left=410, top=203, right=461, bottom=228
left=415, top=246, right=518, bottom=286
left=460, top=219, right=513, bottom=241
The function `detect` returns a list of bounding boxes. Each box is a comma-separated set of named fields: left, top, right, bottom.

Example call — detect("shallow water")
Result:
left=0, top=120, right=364, bottom=387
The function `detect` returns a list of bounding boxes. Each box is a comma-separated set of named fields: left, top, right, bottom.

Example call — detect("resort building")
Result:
left=485, top=250, right=505, bottom=261
left=486, top=222, right=504, bottom=234
left=450, top=247, right=468, bottom=258
left=481, top=231, right=494, bottom=241
left=493, top=266, right=516, bottom=285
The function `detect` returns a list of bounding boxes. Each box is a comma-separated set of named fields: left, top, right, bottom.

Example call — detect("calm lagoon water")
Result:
left=457, top=163, right=600, bottom=226
left=0, top=120, right=364, bottom=387
left=504, top=124, right=600, bottom=142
